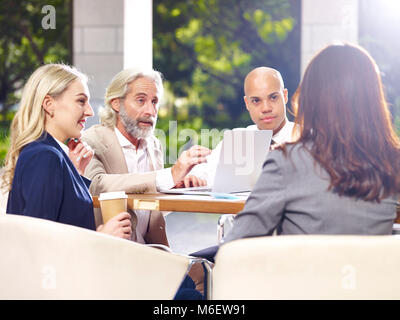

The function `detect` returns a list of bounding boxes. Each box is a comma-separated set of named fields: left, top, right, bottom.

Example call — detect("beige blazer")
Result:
left=82, top=124, right=165, bottom=229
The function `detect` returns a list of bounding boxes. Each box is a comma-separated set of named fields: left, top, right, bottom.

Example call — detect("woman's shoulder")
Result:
left=271, top=142, right=309, bottom=160
left=13, top=139, right=67, bottom=183
left=19, top=139, right=65, bottom=164
left=268, top=142, right=314, bottom=174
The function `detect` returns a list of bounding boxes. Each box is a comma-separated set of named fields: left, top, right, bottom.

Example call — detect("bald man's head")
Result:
left=244, top=67, right=285, bottom=96
left=244, top=67, right=288, bottom=134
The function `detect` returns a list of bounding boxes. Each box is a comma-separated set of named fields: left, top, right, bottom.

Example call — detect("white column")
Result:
left=73, top=0, right=153, bottom=127
left=73, top=0, right=124, bottom=127
left=301, top=0, right=359, bottom=75
left=124, top=0, right=153, bottom=69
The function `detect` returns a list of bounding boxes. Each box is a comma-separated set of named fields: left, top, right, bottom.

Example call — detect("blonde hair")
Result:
left=99, top=68, right=164, bottom=127
left=2, top=64, right=87, bottom=191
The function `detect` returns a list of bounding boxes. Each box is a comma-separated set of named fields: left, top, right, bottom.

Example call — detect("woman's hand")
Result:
left=97, top=211, right=132, bottom=240
left=67, top=138, right=94, bottom=176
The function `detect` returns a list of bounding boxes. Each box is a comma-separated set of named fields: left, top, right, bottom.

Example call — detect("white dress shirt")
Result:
left=246, top=119, right=296, bottom=145
left=114, top=128, right=174, bottom=243
left=114, top=128, right=174, bottom=190
left=54, top=137, right=70, bottom=155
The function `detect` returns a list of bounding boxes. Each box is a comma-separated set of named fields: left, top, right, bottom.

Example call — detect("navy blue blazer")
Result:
left=7, top=132, right=95, bottom=230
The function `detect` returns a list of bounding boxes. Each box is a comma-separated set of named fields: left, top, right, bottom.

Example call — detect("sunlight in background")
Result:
left=124, top=0, right=152, bottom=69
left=380, top=0, right=400, bottom=18
left=375, top=0, right=400, bottom=134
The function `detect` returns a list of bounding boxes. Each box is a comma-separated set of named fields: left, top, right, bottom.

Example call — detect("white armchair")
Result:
left=213, top=235, right=400, bottom=299
left=0, top=189, right=8, bottom=215
left=0, top=214, right=192, bottom=299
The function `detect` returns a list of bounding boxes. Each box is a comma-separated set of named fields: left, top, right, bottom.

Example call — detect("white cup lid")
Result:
left=98, top=191, right=127, bottom=201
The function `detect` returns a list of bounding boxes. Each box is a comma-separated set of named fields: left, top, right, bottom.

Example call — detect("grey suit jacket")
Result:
left=224, top=143, right=398, bottom=243
left=82, top=124, right=164, bottom=229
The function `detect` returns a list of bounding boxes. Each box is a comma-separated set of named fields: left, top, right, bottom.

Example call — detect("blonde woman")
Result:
left=3, top=64, right=132, bottom=239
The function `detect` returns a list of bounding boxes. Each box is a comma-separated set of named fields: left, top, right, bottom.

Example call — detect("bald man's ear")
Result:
left=283, top=89, right=288, bottom=104
left=244, top=96, right=250, bottom=111
left=110, top=98, right=121, bottom=112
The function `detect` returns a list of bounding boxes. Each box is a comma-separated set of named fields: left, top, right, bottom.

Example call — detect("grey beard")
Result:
left=119, top=103, right=156, bottom=139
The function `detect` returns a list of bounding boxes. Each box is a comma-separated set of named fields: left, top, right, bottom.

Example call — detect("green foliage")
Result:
left=395, top=117, right=400, bottom=137
left=0, top=0, right=71, bottom=161
left=0, top=122, right=13, bottom=165
left=0, top=135, right=11, bottom=167
left=153, top=0, right=300, bottom=137
left=394, top=98, right=400, bottom=136
left=0, top=0, right=71, bottom=117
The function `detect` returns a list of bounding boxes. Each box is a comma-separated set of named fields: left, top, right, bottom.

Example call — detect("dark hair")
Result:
left=290, top=43, right=400, bottom=202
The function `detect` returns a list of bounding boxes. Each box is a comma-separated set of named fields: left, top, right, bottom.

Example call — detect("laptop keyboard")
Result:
left=174, top=186, right=212, bottom=192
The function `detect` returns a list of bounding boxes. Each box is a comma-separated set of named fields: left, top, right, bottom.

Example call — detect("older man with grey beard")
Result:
left=82, top=68, right=210, bottom=245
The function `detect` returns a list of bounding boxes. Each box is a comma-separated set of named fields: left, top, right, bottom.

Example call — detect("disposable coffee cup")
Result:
left=98, top=191, right=128, bottom=224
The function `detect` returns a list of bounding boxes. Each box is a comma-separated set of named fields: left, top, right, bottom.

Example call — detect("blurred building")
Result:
left=301, top=0, right=358, bottom=74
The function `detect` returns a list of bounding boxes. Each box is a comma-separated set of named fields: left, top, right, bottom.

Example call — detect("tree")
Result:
left=0, top=0, right=71, bottom=128
left=153, top=0, right=300, bottom=132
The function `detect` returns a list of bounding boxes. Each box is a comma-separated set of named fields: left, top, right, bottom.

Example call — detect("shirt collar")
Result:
left=114, top=127, right=148, bottom=149
left=247, top=119, right=295, bottom=144
left=53, top=137, right=70, bottom=155
left=272, top=119, right=295, bottom=144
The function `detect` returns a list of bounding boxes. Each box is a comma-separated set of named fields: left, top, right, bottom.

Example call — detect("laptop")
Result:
left=160, top=129, right=272, bottom=195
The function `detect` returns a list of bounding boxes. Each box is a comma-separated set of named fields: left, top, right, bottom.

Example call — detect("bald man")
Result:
left=243, top=67, right=294, bottom=140
left=189, top=67, right=295, bottom=185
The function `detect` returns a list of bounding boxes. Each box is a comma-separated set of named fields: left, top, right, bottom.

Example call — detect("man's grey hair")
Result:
left=99, top=67, right=164, bottom=127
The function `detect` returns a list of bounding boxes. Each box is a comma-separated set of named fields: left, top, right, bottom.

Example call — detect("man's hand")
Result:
left=171, top=145, right=211, bottom=185
left=174, top=175, right=207, bottom=188
left=67, top=138, right=94, bottom=176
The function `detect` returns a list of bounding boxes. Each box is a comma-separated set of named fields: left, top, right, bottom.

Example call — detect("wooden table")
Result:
left=93, top=193, right=400, bottom=222
left=93, top=193, right=246, bottom=214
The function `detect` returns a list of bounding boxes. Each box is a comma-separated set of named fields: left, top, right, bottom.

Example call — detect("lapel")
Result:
left=41, top=132, right=73, bottom=170
left=41, top=132, right=91, bottom=190
left=94, top=125, right=164, bottom=173
left=98, top=127, right=130, bottom=174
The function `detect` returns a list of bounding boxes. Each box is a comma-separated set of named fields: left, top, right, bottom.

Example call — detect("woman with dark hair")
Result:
left=223, top=43, right=400, bottom=241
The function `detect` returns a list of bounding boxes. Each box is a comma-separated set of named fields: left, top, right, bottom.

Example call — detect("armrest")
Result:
left=187, top=256, right=214, bottom=300
left=146, top=244, right=214, bottom=299
left=145, top=243, right=173, bottom=253
left=217, top=214, right=235, bottom=244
